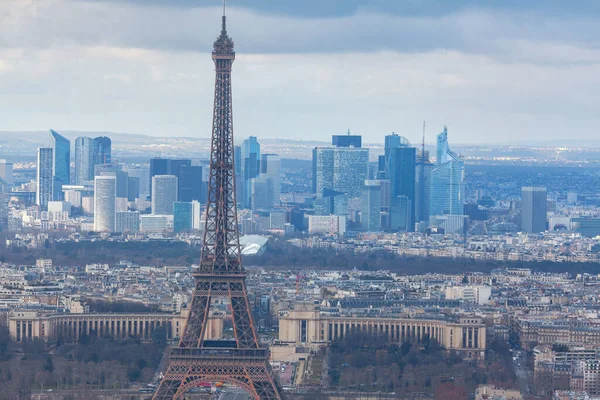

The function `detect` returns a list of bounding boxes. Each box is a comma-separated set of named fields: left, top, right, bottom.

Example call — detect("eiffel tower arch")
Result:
left=153, top=8, right=283, bottom=400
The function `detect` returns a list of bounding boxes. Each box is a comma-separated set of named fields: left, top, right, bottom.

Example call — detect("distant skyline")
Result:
left=2, top=1, right=600, bottom=143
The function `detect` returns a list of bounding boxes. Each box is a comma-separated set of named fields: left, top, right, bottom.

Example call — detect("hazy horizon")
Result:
left=2, top=1, right=600, bottom=143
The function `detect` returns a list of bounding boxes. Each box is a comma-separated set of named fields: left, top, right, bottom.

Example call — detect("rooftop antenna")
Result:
left=221, top=0, right=227, bottom=34
left=422, top=121, right=426, bottom=158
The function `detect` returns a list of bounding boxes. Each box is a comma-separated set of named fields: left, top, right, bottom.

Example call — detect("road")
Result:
left=217, top=387, right=250, bottom=400
left=512, top=349, right=531, bottom=396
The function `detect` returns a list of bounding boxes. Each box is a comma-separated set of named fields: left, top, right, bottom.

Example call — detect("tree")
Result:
left=435, top=382, right=467, bottom=400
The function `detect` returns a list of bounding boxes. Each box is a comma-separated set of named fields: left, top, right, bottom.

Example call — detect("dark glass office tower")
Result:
left=49, top=130, right=70, bottom=201
left=178, top=165, right=203, bottom=202
left=149, top=158, right=169, bottom=200
left=93, top=136, right=112, bottom=165
left=388, top=145, right=416, bottom=230
left=521, top=187, right=547, bottom=233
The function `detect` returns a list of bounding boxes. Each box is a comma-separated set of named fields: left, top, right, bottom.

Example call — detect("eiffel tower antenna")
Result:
left=153, top=5, right=283, bottom=400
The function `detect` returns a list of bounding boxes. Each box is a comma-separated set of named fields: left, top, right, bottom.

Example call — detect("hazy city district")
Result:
left=2, top=3, right=600, bottom=400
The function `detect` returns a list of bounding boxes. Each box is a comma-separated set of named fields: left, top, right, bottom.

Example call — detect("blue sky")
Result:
left=1, top=0, right=600, bottom=144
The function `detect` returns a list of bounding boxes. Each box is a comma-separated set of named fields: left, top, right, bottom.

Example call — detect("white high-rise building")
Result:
left=152, top=175, right=178, bottom=215
left=192, top=200, right=202, bottom=230
left=94, top=175, right=116, bottom=232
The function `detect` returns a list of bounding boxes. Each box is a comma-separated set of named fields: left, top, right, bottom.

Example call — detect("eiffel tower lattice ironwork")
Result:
left=153, top=10, right=283, bottom=400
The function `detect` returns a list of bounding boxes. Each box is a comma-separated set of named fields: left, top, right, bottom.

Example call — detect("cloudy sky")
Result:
left=2, top=0, right=600, bottom=145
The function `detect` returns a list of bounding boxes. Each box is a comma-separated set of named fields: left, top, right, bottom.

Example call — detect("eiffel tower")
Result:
left=153, top=6, right=283, bottom=400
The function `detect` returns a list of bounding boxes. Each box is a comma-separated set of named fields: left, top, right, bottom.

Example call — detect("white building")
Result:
left=94, top=175, right=116, bottom=232
left=140, top=214, right=170, bottom=233
left=445, top=285, right=492, bottom=305
left=308, top=215, right=347, bottom=237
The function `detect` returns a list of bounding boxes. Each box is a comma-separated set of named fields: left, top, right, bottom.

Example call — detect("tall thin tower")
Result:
left=153, top=6, right=283, bottom=400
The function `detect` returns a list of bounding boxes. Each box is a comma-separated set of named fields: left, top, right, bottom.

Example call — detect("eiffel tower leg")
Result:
left=229, top=279, right=259, bottom=349
left=153, top=377, right=183, bottom=400
left=179, top=280, right=212, bottom=348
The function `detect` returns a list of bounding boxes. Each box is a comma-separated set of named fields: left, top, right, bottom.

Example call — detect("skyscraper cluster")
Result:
left=234, top=136, right=282, bottom=211
left=312, top=127, right=466, bottom=234
left=30, top=130, right=283, bottom=235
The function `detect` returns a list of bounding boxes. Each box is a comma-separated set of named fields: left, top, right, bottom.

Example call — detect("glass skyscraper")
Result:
left=178, top=165, right=203, bottom=203
left=75, top=136, right=95, bottom=185
left=242, top=136, right=260, bottom=209
left=521, top=187, right=547, bottom=233
left=361, top=180, right=381, bottom=232
left=93, top=136, right=112, bottom=165
left=36, top=147, right=53, bottom=209
left=173, top=202, right=193, bottom=233
left=430, top=127, right=465, bottom=216
left=261, top=154, right=281, bottom=207
left=313, top=146, right=369, bottom=205
left=388, top=144, right=416, bottom=230
left=50, top=130, right=70, bottom=201
left=415, top=149, right=433, bottom=225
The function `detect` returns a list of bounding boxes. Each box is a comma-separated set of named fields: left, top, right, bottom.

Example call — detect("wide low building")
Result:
left=278, top=303, right=486, bottom=359
left=511, top=318, right=600, bottom=350
left=9, top=309, right=223, bottom=343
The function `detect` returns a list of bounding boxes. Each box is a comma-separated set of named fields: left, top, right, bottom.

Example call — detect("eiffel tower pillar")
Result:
left=153, top=7, right=283, bottom=400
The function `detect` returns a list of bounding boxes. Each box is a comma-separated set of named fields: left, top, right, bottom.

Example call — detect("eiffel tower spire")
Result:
left=153, top=6, right=283, bottom=400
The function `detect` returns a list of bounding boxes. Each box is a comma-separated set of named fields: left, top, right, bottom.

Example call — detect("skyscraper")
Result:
left=332, top=132, right=362, bottom=148
left=0, top=159, right=13, bottom=184
left=361, top=180, right=381, bottom=232
left=149, top=158, right=191, bottom=201
left=383, top=133, right=406, bottom=174
left=149, top=158, right=169, bottom=200
left=123, top=166, right=150, bottom=200
left=178, top=165, right=203, bottom=202
left=93, top=136, right=112, bottom=165
left=0, top=194, right=8, bottom=231
left=261, top=154, right=281, bottom=206
left=36, top=148, right=53, bottom=209
left=388, top=143, right=416, bottom=230
left=173, top=202, right=193, bottom=233
left=94, top=175, right=116, bottom=232
left=242, top=136, right=260, bottom=208
left=430, top=126, right=465, bottom=216
left=521, top=187, right=547, bottom=233
left=313, top=147, right=369, bottom=200
left=50, top=130, right=70, bottom=200
left=415, top=149, right=433, bottom=225
left=74, top=137, right=95, bottom=184
left=251, top=175, right=274, bottom=210
left=127, top=176, right=140, bottom=201
left=152, top=175, right=178, bottom=215
left=95, top=164, right=129, bottom=199
left=390, top=195, right=411, bottom=231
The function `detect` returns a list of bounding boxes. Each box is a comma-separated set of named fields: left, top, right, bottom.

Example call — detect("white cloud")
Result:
left=1, top=0, right=600, bottom=143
